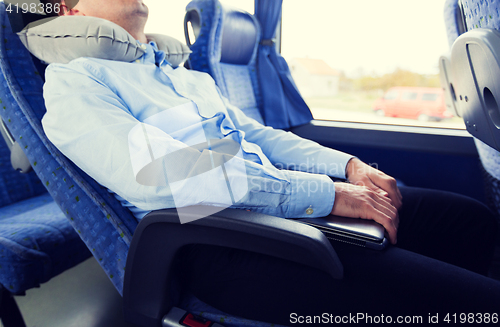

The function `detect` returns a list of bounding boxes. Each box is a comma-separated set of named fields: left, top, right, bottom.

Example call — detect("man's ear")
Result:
left=61, top=0, right=84, bottom=16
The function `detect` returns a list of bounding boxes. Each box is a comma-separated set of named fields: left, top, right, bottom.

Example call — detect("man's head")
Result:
left=60, top=0, right=149, bottom=43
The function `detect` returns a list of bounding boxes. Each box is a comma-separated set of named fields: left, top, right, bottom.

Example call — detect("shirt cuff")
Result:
left=316, top=149, right=355, bottom=180
left=285, top=170, right=335, bottom=218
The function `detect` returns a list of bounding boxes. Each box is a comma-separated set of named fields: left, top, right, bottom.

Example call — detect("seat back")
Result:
left=0, top=118, right=91, bottom=296
left=0, top=1, right=138, bottom=294
left=0, top=139, right=46, bottom=208
left=444, top=0, right=500, bottom=221
left=448, top=0, right=500, bottom=151
left=439, top=0, right=467, bottom=119
left=443, top=0, right=467, bottom=48
left=185, top=0, right=264, bottom=124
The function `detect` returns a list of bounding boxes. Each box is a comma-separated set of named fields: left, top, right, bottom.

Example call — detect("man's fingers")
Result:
left=370, top=192, right=399, bottom=224
left=349, top=180, right=398, bottom=219
left=365, top=206, right=398, bottom=244
left=332, top=182, right=399, bottom=244
left=371, top=195, right=397, bottom=221
left=346, top=158, right=402, bottom=209
left=364, top=191, right=398, bottom=244
left=353, top=176, right=395, bottom=205
left=368, top=172, right=403, bottom=209
left=352, top=176, right=380, bottom=193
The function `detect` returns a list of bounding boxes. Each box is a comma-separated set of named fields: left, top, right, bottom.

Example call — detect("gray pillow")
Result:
left=17, top=16, right=191, bottom=67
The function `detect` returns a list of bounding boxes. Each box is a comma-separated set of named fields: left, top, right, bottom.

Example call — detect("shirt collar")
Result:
left=137, top=41, right=168, bottom=67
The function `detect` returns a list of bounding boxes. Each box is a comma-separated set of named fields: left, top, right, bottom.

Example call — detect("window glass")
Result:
left=383, top=91, right=399, bottom=100
left=401, top=92, right=418, bottom=101
left=422, top=93, right=439, bottom=101
left=282, top=0, right=464, bottom=129
left=144, top=1, right=254, bottom=43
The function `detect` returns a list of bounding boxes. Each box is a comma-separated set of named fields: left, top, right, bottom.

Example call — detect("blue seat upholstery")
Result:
left=185, top=0, right=264, bottom=124
left=0, top=10, right=90, bottom=317
left=443, top=0, right=465, bottom=48
left=0, top=55, right=90, bottom=323
left=0, top=192, right=90, bottom=294
left=0, top=140, right=89, bottom=294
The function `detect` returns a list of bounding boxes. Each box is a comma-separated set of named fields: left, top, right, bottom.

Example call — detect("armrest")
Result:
left=123, top=206, right=343, bottom=327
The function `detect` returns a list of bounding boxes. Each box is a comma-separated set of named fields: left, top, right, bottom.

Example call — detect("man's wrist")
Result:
left=345, top=157, right=359, bottom=181
left=286, top=171, right=335, bottom=218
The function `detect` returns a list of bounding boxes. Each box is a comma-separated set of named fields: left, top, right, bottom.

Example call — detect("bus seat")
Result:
left=445, top=0, right=500, bottom=223
left=0, top=136, right=91, bottom=326
left=184, top=0, right=264, bottom=124
left=0, top=2, right=342, bottom=326
left=0, top=9, right=92, bottom=322
left=448, top=0, right=500, bottom=149
left=443, top=0, right=467, bottom=48
left=438, top=54, right=461, bottom=118
left=439, top=0, right=463, bottom=119
left=440, top=0, right=466, bottom=119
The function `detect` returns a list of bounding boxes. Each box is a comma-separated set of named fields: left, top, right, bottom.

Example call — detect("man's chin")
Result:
left=137, top=3, right=149, bottom=17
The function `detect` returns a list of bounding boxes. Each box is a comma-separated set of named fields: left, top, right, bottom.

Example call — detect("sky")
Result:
left=144, top=0, right=449, bottom=78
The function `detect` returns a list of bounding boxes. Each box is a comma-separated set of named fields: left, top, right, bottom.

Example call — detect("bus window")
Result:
left=281, top=0, right=464, bottom=129
left=145, top=1, right=254, bottom=48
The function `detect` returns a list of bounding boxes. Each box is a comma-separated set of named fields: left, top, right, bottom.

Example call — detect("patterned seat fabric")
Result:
left=0, top=193, right=91, bottom=293
left=0, top=53, right=90, bottom=293
left=443, top=0, right=463, bottom=47
left=186, top=0, right=264, bottom=124
left=460, top=0, right=500, bottom=30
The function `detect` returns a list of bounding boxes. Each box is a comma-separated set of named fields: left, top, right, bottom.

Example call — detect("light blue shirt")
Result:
left=42, top=42, right=354, bottom=220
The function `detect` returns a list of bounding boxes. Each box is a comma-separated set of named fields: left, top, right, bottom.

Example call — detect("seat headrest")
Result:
left=451, top=28, right=500, bottom=151
left=17, top=16, right=192, bottom=67
left=220, top=8, right=259, bottom=65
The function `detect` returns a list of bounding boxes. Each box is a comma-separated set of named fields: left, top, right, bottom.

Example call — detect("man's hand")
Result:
left=331, top=182, right=399, bottom=244
left=345, top=158, right=403, bottom=210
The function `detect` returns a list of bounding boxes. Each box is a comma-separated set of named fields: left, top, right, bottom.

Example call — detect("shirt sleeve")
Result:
left=42, top=61, right=336, bottom=219
left=222, top=96, right=355, bottom=179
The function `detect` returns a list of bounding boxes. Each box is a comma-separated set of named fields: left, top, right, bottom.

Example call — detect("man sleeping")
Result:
left=35, top=0, right=500, bottom=324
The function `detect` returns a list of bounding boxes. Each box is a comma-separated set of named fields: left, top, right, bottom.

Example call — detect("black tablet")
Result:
left=295, top=215, right=388, bottom=250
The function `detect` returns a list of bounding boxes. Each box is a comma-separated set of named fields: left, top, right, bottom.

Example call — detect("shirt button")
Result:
left=140, top=44, right=147, bottom=50
left=306, top=207, right=314, bottom=215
